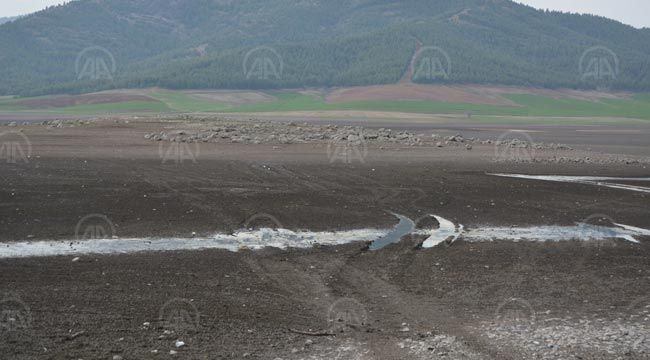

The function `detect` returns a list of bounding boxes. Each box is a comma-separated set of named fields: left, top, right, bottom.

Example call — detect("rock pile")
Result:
left=433, top=132, right=574, bottom=151
left=0, top=119, right=94, bottom=128
left=145, top=121, right=424, bottom=146
left=494, top=154, right=650, bottom=165
left=145, top=120, right=577, bottom=153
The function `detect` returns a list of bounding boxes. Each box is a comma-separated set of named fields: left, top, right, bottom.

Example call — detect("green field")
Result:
left=225, top=92, right=650, bottom=120
left=0, top=97, right=170, bottom=114
left=1, top=89, right=650, bottom=122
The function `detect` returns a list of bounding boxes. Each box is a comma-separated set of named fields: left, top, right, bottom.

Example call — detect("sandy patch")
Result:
left=236, top=110, right=465, bottom=121
left=325, top=84, right=633, bottom=105
left=326, top=84, right=516, bottom=106
left=478, top=85, right=632, bottom=101
left=182, top=90, right=275, bottom=105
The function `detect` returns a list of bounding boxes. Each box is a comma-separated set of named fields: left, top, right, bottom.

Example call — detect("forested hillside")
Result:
left=0, top=0, right=648, bottom=96
left=0, top=17, right=18, bottom=25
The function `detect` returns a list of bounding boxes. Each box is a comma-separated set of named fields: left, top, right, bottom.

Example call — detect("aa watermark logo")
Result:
left=159, top=141, right=200, bottom=165
left=243, top=46, right=284, bottom=80
left=579, top=46, right=619, bottom=83
left=243, top=213, right=284, bottom=231
left=494, top=130, right=536, bottom=162
left=327, top=132, right=368, bottom=164
left=75, top=46, right=116, bottom=81
left=159, top=298, right=200, bottom=333
left=75, top=214, right=116, bottom=240
left=0, top=294, right=31, bottom=334
left=243, top=213, right=286, bottom=245
left=578, top=213, right=618, bottom=240
left=327, top=298, right=368, bottom=332
left=495, top=298, right=535, bottom=324
left=0, top=131, right=31, bottom=164
left=412, top=46, right=451, bottom=81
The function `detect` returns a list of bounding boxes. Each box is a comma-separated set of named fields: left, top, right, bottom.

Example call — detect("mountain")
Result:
left=0, top=0, right=649, bottom=96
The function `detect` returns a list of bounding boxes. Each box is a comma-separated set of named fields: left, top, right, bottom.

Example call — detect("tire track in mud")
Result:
left=134, top=159, right=494, bottom=356
left=242, top=244, right=501, bottom=359
left=331, top=257, right=501, bottom=359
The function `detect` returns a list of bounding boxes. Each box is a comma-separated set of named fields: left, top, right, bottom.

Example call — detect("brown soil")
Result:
left=0, top=118, right=649, bottom=359
left=182, top=90, right=275, bottom=106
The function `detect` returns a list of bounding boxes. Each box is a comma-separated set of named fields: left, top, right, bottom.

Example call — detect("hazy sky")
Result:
left=1, top=0, right=649, bottom=28
left=517, top=0, right=649, bottom=28
left=1, top=0, right=67, bottom=17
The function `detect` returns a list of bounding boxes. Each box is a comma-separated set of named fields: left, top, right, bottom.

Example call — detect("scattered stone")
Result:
left=135, top=116, right=649, bottom=166
left=446, top=134, right=464, bottom=142
left=402, top=334, right=483, bottom=359
left=481, top=314, right=650, bottom=359
left=145, top=120, right=424, bottom=147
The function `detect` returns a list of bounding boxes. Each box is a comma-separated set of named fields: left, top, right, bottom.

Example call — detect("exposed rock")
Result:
left=480, top=314, right=650, bottom=359
left=143, top=120, right=423, bottom=147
